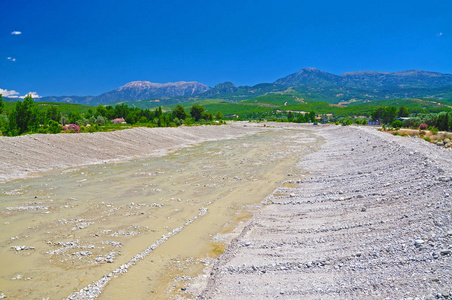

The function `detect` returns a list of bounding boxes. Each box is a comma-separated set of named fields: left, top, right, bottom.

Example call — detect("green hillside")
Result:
left=4, top=95, right=450, bottom=122
left=156, top=94, right=449, bottom=121
left=3, top=101, right=94, bottom=115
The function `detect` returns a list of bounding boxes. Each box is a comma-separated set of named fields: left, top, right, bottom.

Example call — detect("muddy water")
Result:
left=0, top=127, right=320, bottom=299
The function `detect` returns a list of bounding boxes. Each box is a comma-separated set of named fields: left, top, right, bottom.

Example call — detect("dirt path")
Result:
left=196, top=125, right=452, bottom=299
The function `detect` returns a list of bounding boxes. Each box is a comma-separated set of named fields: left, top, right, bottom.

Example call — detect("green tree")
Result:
left=155, top=106, right=163, bottom=119
left=138, top=116, right=148, bottom=123
left=190, top=105, right=205, bottom=121
left=104, top=106, right=116, bottom=120
left=68, top=112, right=83, bottom=124
left=95, top=115, right=107, bottom=125
left=215, top=111, right=223, bottom=120
left=172, top=104, right=188, bottom=120
left=436, top=112, right=449, bottom=131
left=48, top=120, right=62, bottom=134
left=96, top=105, right=107, bottom=117
left=125, top=111, right=138, bottom=124
left=296, top=114, right=305, bottom=123
left=7, top=94, right=39, bottom=136
left=448, top=112, right=452, bottom=132
left=0, top=94, right=4, bottom=114
left=46, top=105, right=60, bottom=122
left=309, top=111, right=316, bottom=123
left=391, top=120, right=403, bottom=128
left=397, top=106, right=409, bottom=118
left=382, top=106, right=397, bottom=124
left=371, top=107, right=385, bottom=122
left=114, top=103, right=130, bottom=120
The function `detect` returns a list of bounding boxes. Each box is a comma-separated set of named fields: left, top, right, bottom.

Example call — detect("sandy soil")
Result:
left=0, top=124, right=263, bottom=182
left=196, top=125, right=452, bottom=299
left=0, top=123, right=317, bottom=300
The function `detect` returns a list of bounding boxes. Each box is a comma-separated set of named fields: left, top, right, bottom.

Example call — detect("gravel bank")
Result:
left=197, top=125, right=452, bottom=299
left=0, top=124, right=262, bottom=182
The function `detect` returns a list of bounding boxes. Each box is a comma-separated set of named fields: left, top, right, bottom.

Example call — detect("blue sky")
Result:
left=1, top=0, right=450, bottom=97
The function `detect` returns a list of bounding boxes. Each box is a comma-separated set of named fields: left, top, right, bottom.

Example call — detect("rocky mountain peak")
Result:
left=94, top=81, right=210, bottom=103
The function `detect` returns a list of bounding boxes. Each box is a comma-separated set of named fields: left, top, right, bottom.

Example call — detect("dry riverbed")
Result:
left=197, top=125, right=452, bottom=300
left=1, top=123, right=451, bottom=300
left=0, top=123, right=320, bottom=299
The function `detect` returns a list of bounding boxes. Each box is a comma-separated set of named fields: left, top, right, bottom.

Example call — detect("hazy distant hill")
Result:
left=198, top=82, right=286, bottom=101
left=274, top=68, right=343, bottom=87
left=275, top=68, right=452, bottom=89
left=202, top=82, right=238, bottom=95
left=36, top=95, right=96, bottom=105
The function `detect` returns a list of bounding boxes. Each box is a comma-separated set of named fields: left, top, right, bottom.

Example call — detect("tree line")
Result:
left=371, top=105, right=452, bottom=131
left=370, top=105, right=409, bottom=124
left=0, top=94, right=223, bottom=136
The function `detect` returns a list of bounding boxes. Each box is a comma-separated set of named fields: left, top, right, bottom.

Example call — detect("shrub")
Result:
left=63, top=124, right=80, bottom=133
left=403, top=117, right=420, bottom=129
left=419, top=123, right=428, bottom=130
left=430, top=127, right=439, bottom=135
left=391, top=120, right=403, bottom=128
left=341, top=118, right=352, bottom=126
left=95, top=115, right=107, bottom=125
left=48, top=120, right=62, bottom=134
left=424, top=137, right=431, bottom=142
left=436, top=112, right=449, bottom=131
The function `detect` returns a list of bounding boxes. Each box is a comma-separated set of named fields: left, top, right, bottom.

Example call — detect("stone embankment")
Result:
left=198, top=125, right=452, bottom=299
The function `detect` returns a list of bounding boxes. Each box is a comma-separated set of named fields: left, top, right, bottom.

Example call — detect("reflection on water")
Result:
left=0, top=128, right=319, bottom=299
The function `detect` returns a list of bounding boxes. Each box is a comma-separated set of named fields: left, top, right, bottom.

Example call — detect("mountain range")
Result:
left=5, top=68, right=452, bottom=106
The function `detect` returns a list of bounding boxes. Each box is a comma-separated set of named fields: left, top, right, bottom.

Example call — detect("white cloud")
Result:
left=0, top=89, right=42, bottom=99
left=7, top=57, right=16, bottom=62
left=0, top=88, right=20, bottom=98
left=437, top=32, right=443, bottom=37
left=20, top=92, right=42, bottom=99
left=11, top=31, right=22, bottom=35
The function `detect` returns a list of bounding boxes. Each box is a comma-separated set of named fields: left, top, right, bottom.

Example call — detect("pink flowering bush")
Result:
left=62, top=124, right=80, bottom=133
left=419, top=123, right=428, bottom=130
